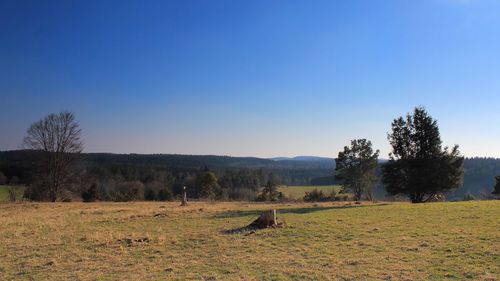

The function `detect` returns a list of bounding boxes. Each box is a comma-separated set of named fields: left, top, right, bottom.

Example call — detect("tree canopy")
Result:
left=335, top=139, right=379, bottom=201
left=382, top=107, right=464, bottom=203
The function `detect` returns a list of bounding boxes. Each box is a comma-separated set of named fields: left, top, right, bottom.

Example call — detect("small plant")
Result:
left=462, top=193, right=475, bottom=201
left=7, top=186, right=17, bottom=202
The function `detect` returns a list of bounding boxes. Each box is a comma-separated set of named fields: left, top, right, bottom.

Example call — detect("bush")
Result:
left=256, top=191, right=284, bottom=202
left=23, top=181, right=49, bottom=201
left=144, top=187, right=158, bottom=201
left=82, top=184, right=99, bottom=202
left=462, top=193, right=475, bottom=201
left=334, top=193, right=353, bottom=201
left=7, top=186, right=17, bottom=202
left=303, top=189, right=335, bottom=202
left=157, top=187, right=173, bottom=201
left=114, top=181, right=144, bottom=202
left=228, top=188, right=257, bottom=201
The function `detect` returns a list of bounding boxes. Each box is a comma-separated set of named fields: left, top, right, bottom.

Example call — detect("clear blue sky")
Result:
left=1, top=0, right=500, bottom=158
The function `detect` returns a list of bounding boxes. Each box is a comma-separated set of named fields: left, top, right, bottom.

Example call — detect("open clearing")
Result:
left=278, top=185, right=340, bottom=200
left=0, top=201, right=498, bottom=280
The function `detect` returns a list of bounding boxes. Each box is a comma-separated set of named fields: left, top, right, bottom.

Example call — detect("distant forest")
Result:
left=0, top=150, right=498, bottom=200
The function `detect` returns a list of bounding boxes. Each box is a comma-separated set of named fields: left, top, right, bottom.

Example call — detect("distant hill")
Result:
left=0, top=150, right=334, bottom=186
left=270, top=156, right=334, bottom=162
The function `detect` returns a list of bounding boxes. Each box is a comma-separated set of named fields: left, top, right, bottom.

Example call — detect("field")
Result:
left=0, top=201, right=498, bottom=281
left=278, top=185, right=341, bottom=200
left=0, top=186, right=25, bottom=202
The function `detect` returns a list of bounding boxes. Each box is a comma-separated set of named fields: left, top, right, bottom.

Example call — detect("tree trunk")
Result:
left=249, top=210, right=277, bottom=229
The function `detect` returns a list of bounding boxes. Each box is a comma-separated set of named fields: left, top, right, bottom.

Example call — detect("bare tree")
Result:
left=23, top=112, right=83, bottom=202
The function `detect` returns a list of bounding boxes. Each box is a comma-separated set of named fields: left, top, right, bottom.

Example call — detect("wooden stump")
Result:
left=249, top=210, right=277, bottom=229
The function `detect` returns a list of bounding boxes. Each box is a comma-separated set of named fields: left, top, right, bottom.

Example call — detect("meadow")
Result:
left=278, top=185, right=341, bottom=200
left=0, top=200, right=498, bottom=280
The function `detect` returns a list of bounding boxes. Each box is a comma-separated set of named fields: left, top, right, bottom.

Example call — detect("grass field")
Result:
left=0, top=201, right=498, bottom=280
left=0, top=186, right=25, bottom=202
left=278, top=185, right=341, bottom=200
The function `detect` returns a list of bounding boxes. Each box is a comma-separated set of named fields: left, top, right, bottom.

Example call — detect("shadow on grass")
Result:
left=214, top=203, right=390, bottom=219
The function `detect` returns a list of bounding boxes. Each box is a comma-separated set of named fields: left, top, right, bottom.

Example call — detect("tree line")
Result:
left=1, top=107, right=499, bottom=202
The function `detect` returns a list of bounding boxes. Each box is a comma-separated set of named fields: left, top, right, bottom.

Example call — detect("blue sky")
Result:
left=1, top=0, right=500, bottom=158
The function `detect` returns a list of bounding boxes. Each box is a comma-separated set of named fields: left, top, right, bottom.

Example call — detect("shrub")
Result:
left=82, top=184, right=99, bottom=202
left=462, top=193, right=475, bottom=201
left=114, top=181, right=144, bottom=202
left=257, top=178, right=283, bottom=202
left=7, top=186, right=17, bottom=202
left=157, top=187, right=173, bottom=201
left=144, top=187, right=158, bottom=201
left=334, top=193, right=353, bottom=201
left=303, top=188, right=333, bottom=202
left=229, top=188, right=257, bottom=201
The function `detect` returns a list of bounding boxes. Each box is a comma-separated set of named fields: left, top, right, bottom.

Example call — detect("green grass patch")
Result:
left=278, top=185, right=341, bottom=200
left=0, top=186, right=25, bottom=202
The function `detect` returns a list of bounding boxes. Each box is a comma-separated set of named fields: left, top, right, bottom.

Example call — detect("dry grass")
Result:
left=0, top=200, right=498, bottom=280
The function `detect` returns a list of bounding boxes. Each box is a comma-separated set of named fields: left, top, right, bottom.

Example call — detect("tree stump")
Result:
left=249, top=210, right=277, bottom=229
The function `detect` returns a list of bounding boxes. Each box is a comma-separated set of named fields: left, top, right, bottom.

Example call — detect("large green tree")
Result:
left=335, top=139, right=379, bottom=201
left=382, top=107, right=464, bottom=203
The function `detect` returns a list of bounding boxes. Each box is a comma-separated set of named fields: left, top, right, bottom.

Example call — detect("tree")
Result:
left=199, top=172, right=219, bottom=199
left=23, top=111, right=83, bottom=201
left=335, top=139, right=379, bottom=201
left=382, top=107, right=464, bottom=203
left=493, top=176, right=500, bottom=196
left=258, top=174, right=282, bottom=201
left=0, top=171, right=6, bottom=185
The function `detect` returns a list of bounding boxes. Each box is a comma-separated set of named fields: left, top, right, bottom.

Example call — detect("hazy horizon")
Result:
left=2, top=0, right=500, bottom=158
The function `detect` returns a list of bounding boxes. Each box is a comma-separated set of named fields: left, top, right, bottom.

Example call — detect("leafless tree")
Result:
left=23, top=112, right=83, bottom=201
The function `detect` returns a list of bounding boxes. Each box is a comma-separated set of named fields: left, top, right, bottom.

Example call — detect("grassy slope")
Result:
left=278, top=185, right=341, bottom=200
left=0, top=201, right=498, bottom=280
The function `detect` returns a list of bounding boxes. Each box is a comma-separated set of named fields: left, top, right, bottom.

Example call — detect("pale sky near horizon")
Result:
left=1, top=0, right=500, bottom=158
